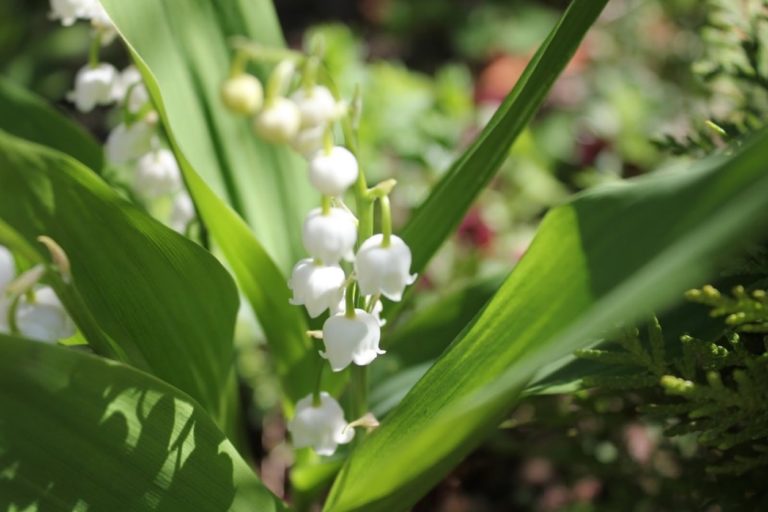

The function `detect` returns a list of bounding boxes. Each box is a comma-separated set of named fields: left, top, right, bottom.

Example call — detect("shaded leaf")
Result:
left=0, top=130, right=238, bottom=424
left=0, top=334, right=284, bottom=512
left=0, top=76, right=103, bottom=171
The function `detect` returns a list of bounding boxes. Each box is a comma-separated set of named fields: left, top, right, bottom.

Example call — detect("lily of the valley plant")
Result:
left=221, top=43, right=416, bottom=452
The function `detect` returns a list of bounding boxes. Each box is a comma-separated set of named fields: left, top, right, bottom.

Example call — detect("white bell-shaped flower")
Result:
left=15, top=287, right=77, bottom=343
left=134, top=149, right=182, bottom=198
left=170, top=192, right=195, bottom=233
left=321, top=309, right=384, bottom=372
left=302, top=207, right=357, bottom=264
left=85, top=2, right=117, bottom=44
left=308, top=146, right=359, bottom=196
left=0, top=245, right=15, bottom=291
left=49, top=0, right=95, bottom=26
left=67, top=63, right=118, bottom=113
left=112, top=66, right=139, bottom=101
left=253, top=97, right=301, bottom=144
left=288, top=259, right=346, bottom=318
left=288, top=392, right=354, bottom=456
left=112, top=66, right=149, bottom=113
left=0, top=246, right=14, bottom=336
left=221, top=74, right=263, bottom=115
left=105, top=120, right=155, bottom=165
left=355, top=234, right=417, bottom=302
left=291, top=85, right=337, bottom=128
left=290, top=125, right=325, bottom=158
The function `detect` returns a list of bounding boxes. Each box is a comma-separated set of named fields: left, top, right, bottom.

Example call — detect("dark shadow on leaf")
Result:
left=0, top=335, right=283, bottom=512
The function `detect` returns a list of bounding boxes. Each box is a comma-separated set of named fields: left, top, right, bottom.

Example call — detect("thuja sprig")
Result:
left=686, top=284, right=768, bottom=332
left=222, top=37, right=416, bottom=456
left=576, top=287, right=768, bottom=476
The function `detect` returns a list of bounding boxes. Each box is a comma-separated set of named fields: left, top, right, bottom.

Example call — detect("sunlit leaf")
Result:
left=325, top=129, right=768, bottom=512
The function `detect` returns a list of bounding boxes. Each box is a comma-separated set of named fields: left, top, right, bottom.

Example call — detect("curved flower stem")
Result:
left=88, top=33, right=102, bottom=68
left=229, top=37, right=304, bottom=64
left=265, top=60, right=296, bottom=107
left=323, top=125, right=334, bottom=154
left=6, top=293, right=21, bottom=336
left=321, top=195, right=331, bottom=215
left=380, top=196, right=392, bottom=248
left=301, top=56, right=320, bottom=93
left=344, top=281, right=356, bottom=319
left=313, top=361, right=324, bottom=407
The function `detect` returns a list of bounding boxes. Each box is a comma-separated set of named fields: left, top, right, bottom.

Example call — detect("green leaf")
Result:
left=401, top=0, right=608, bottom=275
left=101, top=0, right=323, bottom=409
left=0, top=334, right=284, bottom=512
left=0, top=76, right=103, bottom=172
left=100, top=0, right=314, bottom=272
left=0, top=130, right=238, bottom=426
left=324, top=130, right=768, bottom=512
left=368, top=275, right=503, bottom=417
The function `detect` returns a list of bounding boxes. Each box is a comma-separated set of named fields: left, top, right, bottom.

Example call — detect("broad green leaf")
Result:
left=401, top=0, right=608, bottom=275
left=100, top=0, right=314, bottom=272
left=101, top=0, right=323, bottom=409
left=0, top=76, right=103, bottom=171
left=0, top=335, right=284, bottom=512
left=0, top=130, right=238, bottom=425
left=368, top=275, right=503, bottom=417
left=325, top=130, right=768, bottom=512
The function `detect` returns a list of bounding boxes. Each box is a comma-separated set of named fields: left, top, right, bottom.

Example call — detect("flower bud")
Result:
left=308, top=146, right=359, bottom=196
left=134, top=149, right=182, bottom=198
left=321, top=309, right=384, bottom=372
left=170, top=192, right=195, bottom=233
left=67, top=63, right=118, bottom=113
left=253, top=97, right=301, bottom=143
left=15, top=287, right=77, bottom=343
left=355, top=234, right=416, bottom=301
left=221, top=74, right=264, bottom=115
left=290, top=125, right=325, bottom=158
left=288, top=392, right=354, bottom=456
left=105, top=120, right=155, bottom=165
left=288, top=259, right=345, bottom=318
left=303, top=207, right=357, bottom=264
left=291, top=85, right=337, bottom=128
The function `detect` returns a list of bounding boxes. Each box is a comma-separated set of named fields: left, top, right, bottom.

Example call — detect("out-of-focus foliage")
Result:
left=656, top=0, right=768, bottom=155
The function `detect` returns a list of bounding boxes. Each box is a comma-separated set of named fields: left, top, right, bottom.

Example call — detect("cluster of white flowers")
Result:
left=51, top=1, right=195, bottom=233
left=223, top=51, right=416, bottom=455
left=0, top=246, right=75, bottom=343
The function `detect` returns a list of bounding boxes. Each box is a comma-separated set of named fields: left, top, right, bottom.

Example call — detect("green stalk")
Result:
left=320, top=69, right=376, bottom=424
left=88, top=34, right=102, bottom=68
left=312, top=361, right=324, bottom=406
left=344, top=281, right=356, bottom=319
left=321, top=195, right=331, bottom=215
left=380, top=196, right=392, bottom=248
